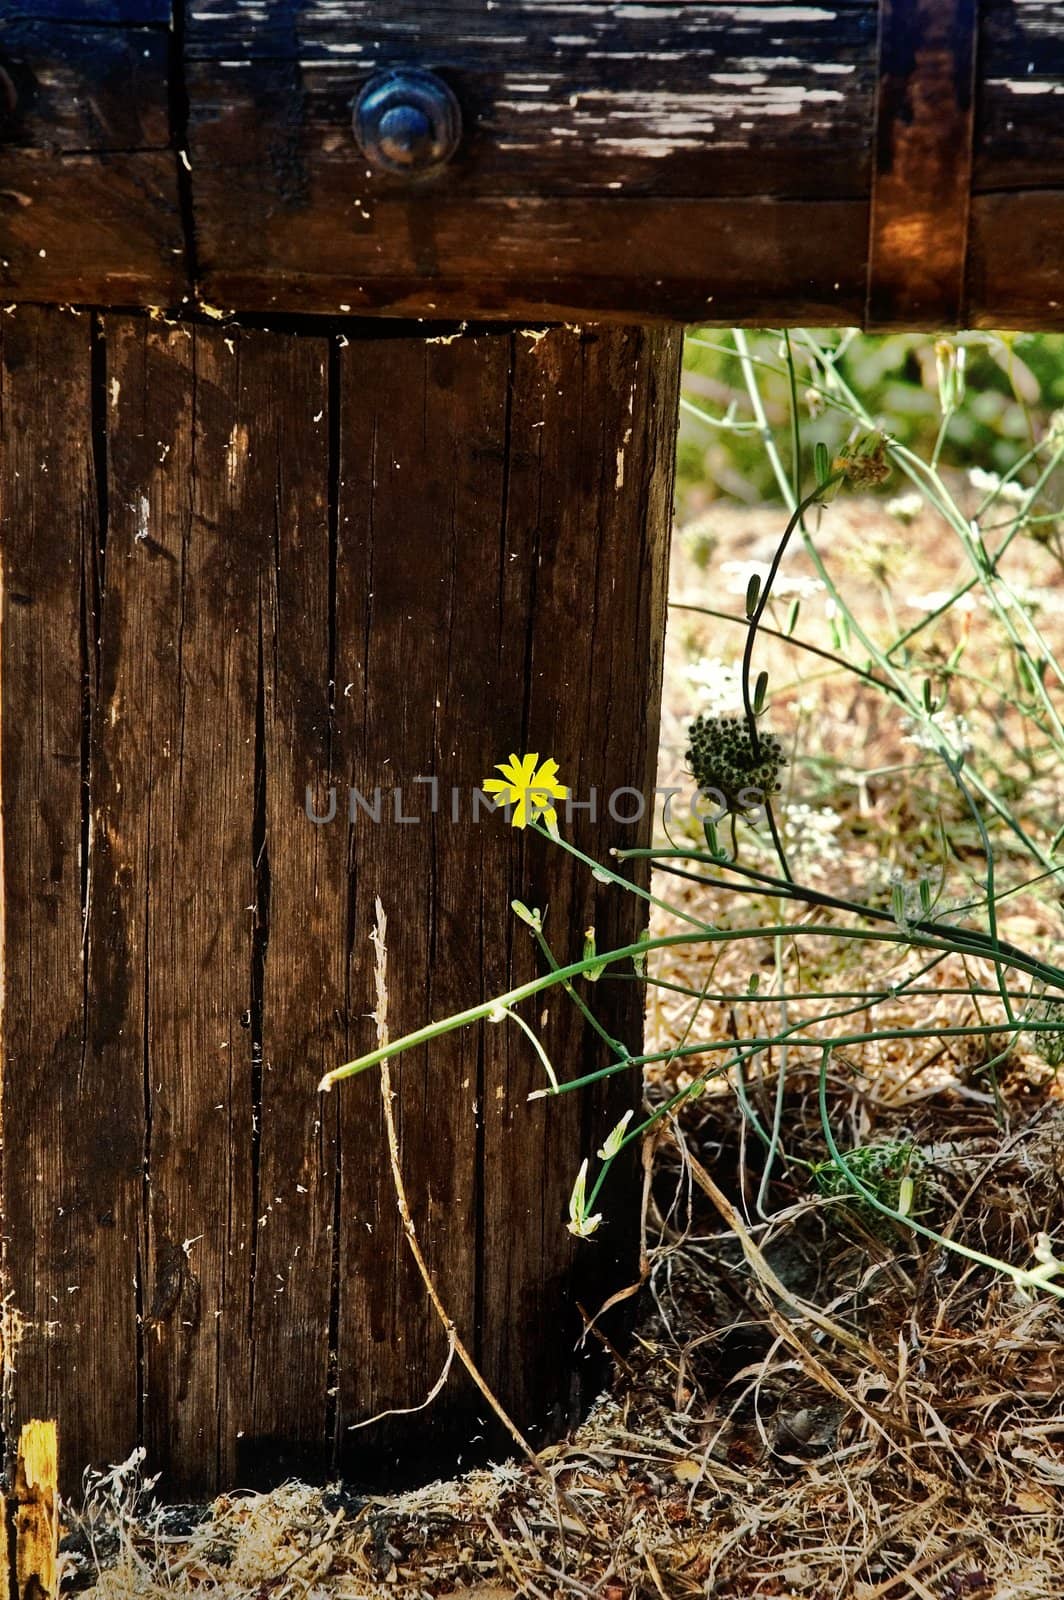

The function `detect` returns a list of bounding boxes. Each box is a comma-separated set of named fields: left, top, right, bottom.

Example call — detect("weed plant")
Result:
left=323, top=329, right=1064, bottom=1304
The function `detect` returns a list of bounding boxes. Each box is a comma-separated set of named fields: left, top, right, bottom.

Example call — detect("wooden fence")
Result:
left=0, top=0, right=1060, bottom=1500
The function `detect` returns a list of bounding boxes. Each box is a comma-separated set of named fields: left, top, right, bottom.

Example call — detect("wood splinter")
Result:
left=5, top=1421, right=59, bottom=1600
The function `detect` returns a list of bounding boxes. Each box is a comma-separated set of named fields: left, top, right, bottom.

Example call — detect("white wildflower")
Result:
left=597, top=1109, right=634, bottom=1161
left=904, top=589, right=977, bottom=614
left=1029, top=1232, right=1064, bottom=1283
left=968, top=466, right=1027, bottom=505
left=782, top=803, right=844, bottom=872
left=900, top=710, right=973, bottom=756
left=684, top=656, right=742, bottom=715
left=880, top=864, right=946, bottom=928
left=886, top=492, right=923, bottom=523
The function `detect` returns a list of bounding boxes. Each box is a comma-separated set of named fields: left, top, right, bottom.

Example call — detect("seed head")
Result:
left=686, top=712, right=787, bottom=814
left=833, top=431, right=891, bottom=489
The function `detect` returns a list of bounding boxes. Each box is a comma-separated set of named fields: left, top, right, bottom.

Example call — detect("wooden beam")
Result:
left=1, top=2, right=1063, bottom=324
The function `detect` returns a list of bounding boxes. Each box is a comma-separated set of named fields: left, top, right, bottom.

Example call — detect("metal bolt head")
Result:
left=353, top=68, right=462, bottom=177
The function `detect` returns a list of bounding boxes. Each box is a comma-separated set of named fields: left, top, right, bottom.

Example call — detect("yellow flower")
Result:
left=482, top=753, right=568, bottom=830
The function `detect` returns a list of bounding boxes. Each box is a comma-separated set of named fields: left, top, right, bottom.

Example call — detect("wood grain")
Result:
left=3, top=1, right=1064, bottom=324
left=1, top=312, right=680, bottom=1496
left=975, top=0, right=1064, bottom=193
left=179, top=0, right=1064, bottom=328
left=0, top=307, right=144, bottom=1482
left=246, top=330, right=343, bottom=1479
left=328, top=323, right=679, bottom=1479
left=100, top=318, right=259, bottom=1490
left=477, top=324, right=679, bottom=1441
left=12, top=1420, right=59, bottom=1600
left=194, top=196, right=872, bottom=325
left=186, top=1, right=879, bottom=202
left=0, top=15, right=184, bottom=304
left=866, top=0, right=978, bottom=328
left=331, top=334, right=502, bottom=1478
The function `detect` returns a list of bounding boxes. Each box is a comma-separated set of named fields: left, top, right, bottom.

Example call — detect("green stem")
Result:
left=616, top=848, right=1064, bottom=987
left=320, top=921, right=1057, bottom=1092
left=541, top=1014, right=1059, bottom=1102
left=817, top=1047, right=1063, bottom=1300
left=531, top=922, right=629, bottom=1062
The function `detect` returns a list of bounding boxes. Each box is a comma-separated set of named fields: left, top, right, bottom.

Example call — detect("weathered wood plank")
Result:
left=330, top=333, right=505, bottom=1475
left=325, top=324, right=678, bottom=1476
left=2, top=314, right=679, bottom=1495
left=178, top=0, right=1064, bottom=325
left=243, top=331, right=343, bottom=1478
left=196, top=196, right=872, bottom=325
left=0, top=307, right=145, bottom=1480
left=0, top=14, right=184, bottom=305
left=476, top=325, right=678, bottom=1436
left=975, top=0, right=1064, bottom=193
left=186, top=2, right=879, bottom=202
left=3, top=0, right=1064, bottom=323
left=0, top=150, right=185, bottom=306
left=103, top=319, right=261, bottom=1494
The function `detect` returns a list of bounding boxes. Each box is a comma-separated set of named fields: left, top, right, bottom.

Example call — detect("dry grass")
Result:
left=63, top=1089, right=1064, bottom=1600
left=66, top=499, right=1064, bottom=1600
